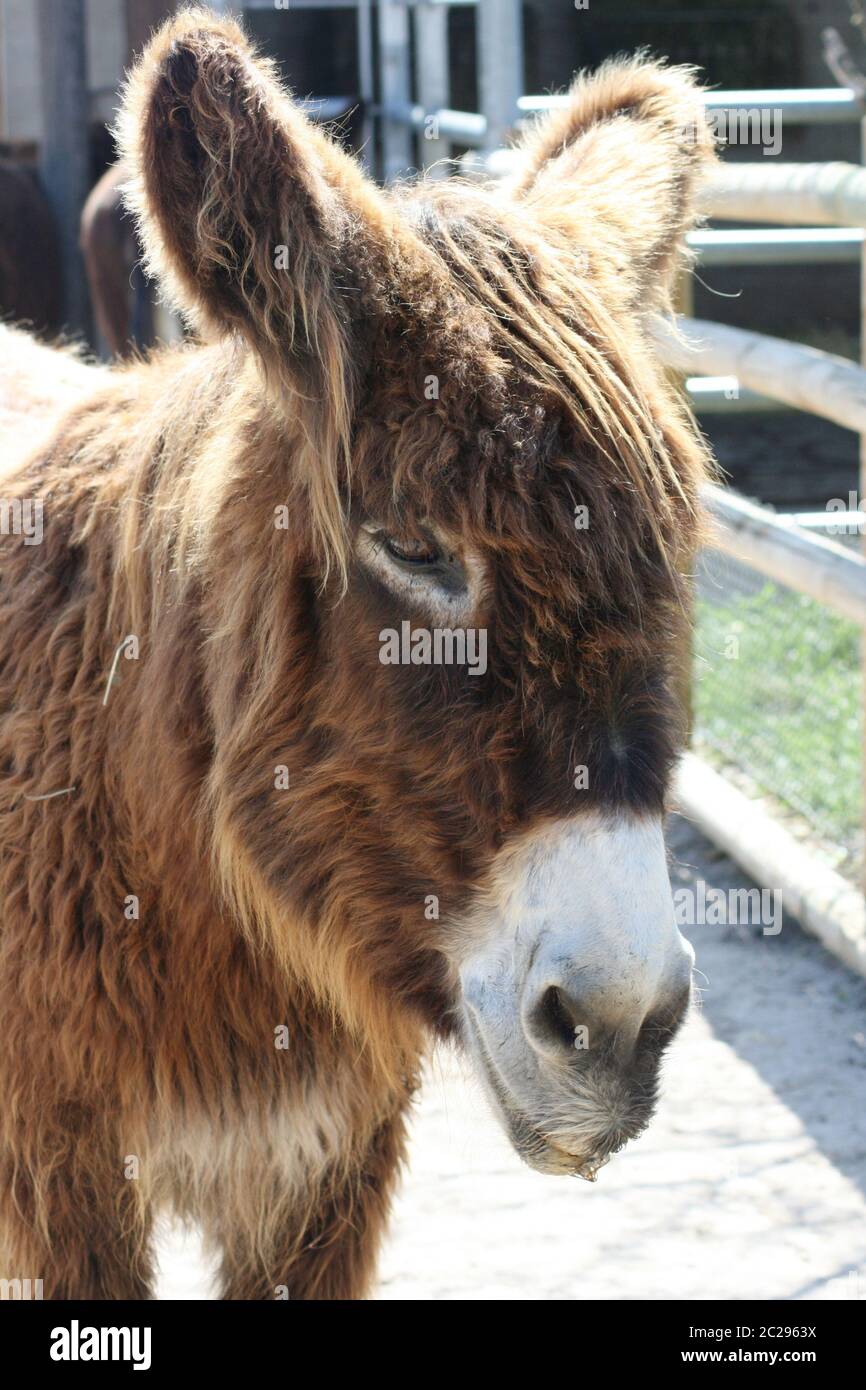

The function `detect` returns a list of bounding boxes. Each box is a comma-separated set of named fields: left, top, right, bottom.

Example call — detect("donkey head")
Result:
left=121, top=9, right=714, bottom=1178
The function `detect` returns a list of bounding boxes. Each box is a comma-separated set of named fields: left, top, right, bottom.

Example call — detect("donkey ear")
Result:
left=117, top=8, right=386, bottom=378
left=505, top=57, right=716, bottom=311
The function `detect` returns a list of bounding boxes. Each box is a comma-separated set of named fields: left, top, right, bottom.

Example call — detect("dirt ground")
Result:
left=156, top=814, right=866, bottom=1301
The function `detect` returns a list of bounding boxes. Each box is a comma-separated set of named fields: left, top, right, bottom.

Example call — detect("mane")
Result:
left=353, top=235, right=711, bottom=609
left=405, top=175, right=711, bottom=547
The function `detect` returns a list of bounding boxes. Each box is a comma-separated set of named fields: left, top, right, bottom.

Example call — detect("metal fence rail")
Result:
left=701, top=161, right=866, bottom=225
left=701, top=484, right=866, bottom=626
left=653, top=316, right=866, bottom=433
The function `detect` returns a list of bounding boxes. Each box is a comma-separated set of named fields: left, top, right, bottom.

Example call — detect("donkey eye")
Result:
left=381, top=534, right=442, bottom=567
left=357, top=523, right=473, bottom=610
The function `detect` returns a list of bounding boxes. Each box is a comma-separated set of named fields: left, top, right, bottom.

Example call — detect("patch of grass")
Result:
left=694, top=582, right=863, bottom=842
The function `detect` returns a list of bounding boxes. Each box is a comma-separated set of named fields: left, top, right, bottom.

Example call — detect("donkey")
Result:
left=0, top=9, right=714, bottom=1299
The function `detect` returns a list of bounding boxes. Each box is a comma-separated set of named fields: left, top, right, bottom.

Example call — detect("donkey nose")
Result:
left=521, top=953, right=693, bottom=1065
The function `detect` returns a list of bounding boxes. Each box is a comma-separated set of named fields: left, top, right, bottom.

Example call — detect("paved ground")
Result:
left=156, top=815, right=866, bottom=1301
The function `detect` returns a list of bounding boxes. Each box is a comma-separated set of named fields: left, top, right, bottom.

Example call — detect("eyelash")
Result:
left=361, top=525, right=473, bottom=610
left=380, top=534, right=442, bottom=568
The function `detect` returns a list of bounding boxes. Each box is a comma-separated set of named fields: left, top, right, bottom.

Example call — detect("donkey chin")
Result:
left=457, top=813, right=694, bottom=1180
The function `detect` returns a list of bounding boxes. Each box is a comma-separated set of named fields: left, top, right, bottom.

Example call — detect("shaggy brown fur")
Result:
left=0, top=9, right=714, bottom=1299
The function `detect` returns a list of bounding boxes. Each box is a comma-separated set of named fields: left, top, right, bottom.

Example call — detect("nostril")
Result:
left=637, top=981, right=692, bottom=1052
left=525, top=984, right=582, bottom=1058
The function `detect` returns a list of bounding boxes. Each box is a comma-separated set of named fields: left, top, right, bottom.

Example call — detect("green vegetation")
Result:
left=693, top=582, right=863, bottom=843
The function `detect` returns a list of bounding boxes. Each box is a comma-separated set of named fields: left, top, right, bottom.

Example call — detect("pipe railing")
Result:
left=700, top=161, right=866, bottom=225
left=520, top=87, right=865, bottom=123
left=702, top=484, right=866, bottom=627
left=690, top=227, right=862, bottom=265
left=653, top=316, right=866, bottom=434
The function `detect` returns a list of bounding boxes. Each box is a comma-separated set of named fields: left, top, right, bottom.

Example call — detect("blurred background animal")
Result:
left=0, top=160, right=62, bottom=337
left=79, top=159, right=153, bottom=359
